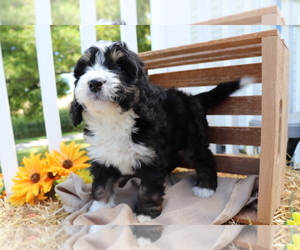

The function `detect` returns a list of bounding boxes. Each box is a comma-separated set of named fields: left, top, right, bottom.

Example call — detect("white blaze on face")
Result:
left=74, top=45, right=122, bottom=114
left=74, top=41, right=156, bottom=175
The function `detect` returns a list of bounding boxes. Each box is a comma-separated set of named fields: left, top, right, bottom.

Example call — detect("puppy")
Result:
left=70, top=41, right=254, bottom=223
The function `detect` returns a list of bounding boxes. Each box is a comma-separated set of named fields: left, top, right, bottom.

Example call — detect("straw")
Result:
left=0, top=163, right=299, bottom=249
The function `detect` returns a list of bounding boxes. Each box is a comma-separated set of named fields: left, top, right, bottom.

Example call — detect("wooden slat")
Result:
left=232, top=225, right=259, bottom=249
left=144, top=44, right=262, bottom=69
left=215, top=154, right=260, bottom=175
left=233, top=208, right=260, bottom=225
left=209, top=126, right=261, bottom=146
left=257, top=35, right=289, bottom=224
left=149, top=63, right=262, bottom=88
left=192, top=6, right=284, bottom=25
left=208, top=96, right=261, bottom=115
left=261, top=13, right=285, bottom=25
left=139, top=30, right=278, bottom=62
left=145, top=51, right=261, bottom=69
left=178, top=153, right=260, bottom=176
left=195, top=15, right=261, bottom=25
left=233, top=225, right=276, bottom=249
left=257, top=226, right=277, bottom=249
left=137, top=28, right=288, bottom=227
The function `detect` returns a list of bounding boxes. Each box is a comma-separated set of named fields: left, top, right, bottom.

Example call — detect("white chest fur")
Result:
left=84, top=108, right=155, bottom=175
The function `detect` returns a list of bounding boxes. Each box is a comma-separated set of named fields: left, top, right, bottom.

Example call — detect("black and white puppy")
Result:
left=70, top=41, right=253, bottom=223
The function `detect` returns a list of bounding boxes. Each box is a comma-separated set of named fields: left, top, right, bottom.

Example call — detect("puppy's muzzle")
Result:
left=89, top=79, right=106, bottom=93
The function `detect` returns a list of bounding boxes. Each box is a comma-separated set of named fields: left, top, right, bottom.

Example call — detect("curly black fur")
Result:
left=70, top=41, right=250, bottom=221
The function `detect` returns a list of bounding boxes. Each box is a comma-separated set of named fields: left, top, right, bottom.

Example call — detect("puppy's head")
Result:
left=70, top=41, right=147, bottom=126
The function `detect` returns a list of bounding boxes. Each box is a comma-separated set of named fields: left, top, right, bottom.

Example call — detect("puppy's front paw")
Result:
left=136, top=214, right=152, bottom=223
left=192, top=186, right=215, bottom=198
left=136, top=237, right=152, bottom=247
left=135, top=205, right=162, bottom=223
left=88, top=200, right=115, bottom=212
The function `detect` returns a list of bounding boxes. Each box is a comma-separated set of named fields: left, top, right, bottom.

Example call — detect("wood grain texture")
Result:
left=257, top=35, right=289, bottom=224
left=208, top=126, right=261, bottom=146
left=232, top=226, right=258, bottom=249
left=232, top=224, right=276, bottom=250
left=208, top=96, right=261, bottom=115
left=139, top=30, right=278, bottom=63
left=138, top=30, right=288, bottom=226
left=214, top=154, right=260, bottom=175
left=233, top=213, right=278, bottom=250
left=149, top=63, right=262, bottom=88
left=143, top=44, right=262, bottom=69
left=261, top=13, right=285, bottom=25
left=232, top=208, right=260, bottom=225
left=192, top=6, right=284, bottom=25
left=178, top=154, right=260, bottom=175
left=256, top=226, right=277, bottom=249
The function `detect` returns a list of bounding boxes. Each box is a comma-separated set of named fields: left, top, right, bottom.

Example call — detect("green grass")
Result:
left=0, top=138, right=87, bottom=174
left=16, top=138, right=87, bottom=164
left=15, top=132, right=82, bottom=145
left=15, top=135, right=47, bottom=144
left=17, top=145, right=49, bottom=163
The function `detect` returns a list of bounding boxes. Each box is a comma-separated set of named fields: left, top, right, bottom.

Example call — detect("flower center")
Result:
left=30, top=173, right=40, bottom=183
left=63, top=159, right=73, bottom=169
left=47, top=172, right=56, bottom=179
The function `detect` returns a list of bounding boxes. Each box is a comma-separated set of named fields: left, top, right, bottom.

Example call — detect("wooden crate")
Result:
left=192, top=5, right=285, bottom=25
left=138, top=29, right=289, bottom=226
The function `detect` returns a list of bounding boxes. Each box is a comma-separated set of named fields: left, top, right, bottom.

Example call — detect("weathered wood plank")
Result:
left=232, top=208, right=260, bottom=225
left=208, top=126, right=261, bottom=146
left=149, top=63, right=262, bottom=88
left=257, top=35, right=289, bottom=224
left=192, top=6, right=284, bottom=25
left=214, top=154, right=260, bottom=175
left=144, top=44, right=262, bottom=69
left=139, top=30, right=278, bottom=62
left=138, top=30, right=288, bottom=226
left=208, top=96, right=261, bottom=115
left=178, top=153, right=260, bottom=175
left=261, top=13, right=285, bottom=25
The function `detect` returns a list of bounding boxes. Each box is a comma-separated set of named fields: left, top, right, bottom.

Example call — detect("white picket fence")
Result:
left=1, top=0, right=299, bottom=196
left=0, top=0, right=139, bottom=195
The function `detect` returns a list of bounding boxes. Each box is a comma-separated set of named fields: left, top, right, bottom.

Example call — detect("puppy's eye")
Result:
left=115, top=65, right=124, bottom=72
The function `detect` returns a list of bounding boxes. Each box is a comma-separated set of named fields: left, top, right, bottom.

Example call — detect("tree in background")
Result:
left=51, top=0, right=121, bottom=24
left=0, top=0, right=151, bottom=26
left=0, top=0, right=35, bottom=24
left=0, top=0, right=151, bottom=121
left=137, top=0, right=151, bottom=52
left=1, top=25, right=45, bottom=118
left=0, top=25, right=77, bottom=118
left=51, top=0, right=80, bottom=25
left=96, top=0, right=121, bottom=22
left=0, top=25, right=122, bottom=119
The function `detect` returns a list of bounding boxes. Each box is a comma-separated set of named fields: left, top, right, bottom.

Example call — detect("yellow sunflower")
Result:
left=76, top=169, right=93, bottom=184
left=287, top=212, right=300, bottom=225
left=56, top=169, right=93, bottom=185
left=9, top=192, right=48, bottom=206
left=46, top=141, right=90, bottom=177
left=8, top=153, right=54, bottom=206
left=0, top=173, right=6, bottom=199
left=287, top=234, right=300, bottom=250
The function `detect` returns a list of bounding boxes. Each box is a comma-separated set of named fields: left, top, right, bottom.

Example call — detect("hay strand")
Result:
left=0, top=163, right=299, bottom=249
left=273, top=166, right=300, bottom=224
left=0, top=198, right=68, bottom=225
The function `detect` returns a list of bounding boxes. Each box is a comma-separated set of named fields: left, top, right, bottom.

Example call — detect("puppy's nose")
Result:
left=89, top=79, right=106, bottom=93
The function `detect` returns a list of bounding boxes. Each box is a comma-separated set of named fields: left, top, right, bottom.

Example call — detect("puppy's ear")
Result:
left=117, top=41, right=128, bottom=49
left=69, top=99, right=83, bottom=127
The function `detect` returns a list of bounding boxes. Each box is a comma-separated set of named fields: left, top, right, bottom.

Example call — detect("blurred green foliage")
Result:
left=12, top=109, right=84, bottom=140
left=0, top=0, right=151, bottom=122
